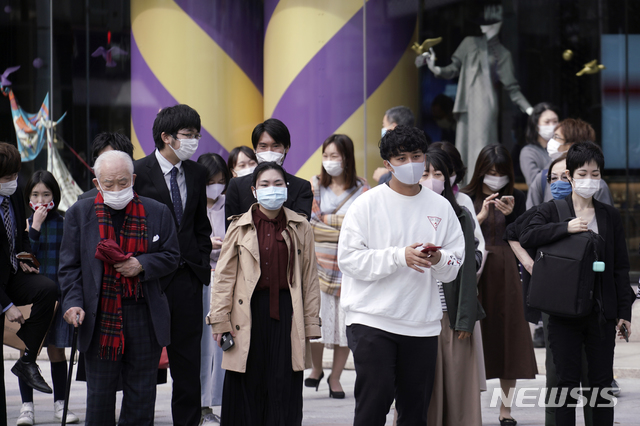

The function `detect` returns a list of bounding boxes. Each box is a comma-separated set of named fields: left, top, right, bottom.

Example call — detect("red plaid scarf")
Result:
left=94, top=192, right=148, bottom=360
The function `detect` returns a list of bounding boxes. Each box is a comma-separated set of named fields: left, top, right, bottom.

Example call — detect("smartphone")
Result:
left=16, top=252, right=40, bottom=268
left=221, top=332, right=235, bottom=351
left=421, top=246, right=442, bottom=254
left=621, top=324, right=629, bottom=342
left=500, top=195, right=514, bottom=203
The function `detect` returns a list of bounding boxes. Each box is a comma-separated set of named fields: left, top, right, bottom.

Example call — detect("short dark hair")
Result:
left=0, top=142, right=21, bottom=177
left=197, top=153, right=232, bottom=193
left=24, top=170, right=61, bottom=213
left=385, top=106, right=415, bottom=127
left=379, top=125, right=428, bottom=161
left=91, top=132, right=134, bottom=162
left=424, top=150, right=461, bottom=216
left=547, top=152, right=568, bottom=183
left=251, top=161, right=287, bottom=188
left=152, top=104, right=201, bottom=151
left=462, top=144, right=515, bottom=198
left=227, top=146, right=257, bottom=171
left=566, top=142, right=604, bottom=177
left=320, top=134, right=358, bottom=189
left=429, top=141, right=467, bottom=185
left=250, top=118, right=291, bottom=150
left=526, top=102, right=560, bottom=146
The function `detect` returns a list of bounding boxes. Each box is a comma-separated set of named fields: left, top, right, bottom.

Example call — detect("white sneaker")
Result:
left=53, top=400, right=79, bottom=424
left=16, top=402, right=34, bottom=426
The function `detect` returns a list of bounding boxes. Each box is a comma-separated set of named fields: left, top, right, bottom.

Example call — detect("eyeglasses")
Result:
left=552, top=134, right=565, bottom=142
left=548, top=173, right=569, bottom=183
left=175, top=132, right=202, bottom=140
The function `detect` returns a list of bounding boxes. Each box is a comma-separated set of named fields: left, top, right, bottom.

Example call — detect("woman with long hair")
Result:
left=304, top=134, right=369, bottom=398
left=520, top=102, right=560, bottom=186
left=462, top=144, right=537, bottom=426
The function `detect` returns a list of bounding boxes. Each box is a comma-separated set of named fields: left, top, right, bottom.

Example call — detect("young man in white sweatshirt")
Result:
left=338, top=126, right=465, bottom=426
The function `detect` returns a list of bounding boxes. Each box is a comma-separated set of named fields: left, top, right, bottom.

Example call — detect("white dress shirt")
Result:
left=155, top=149, right=187, bottom=210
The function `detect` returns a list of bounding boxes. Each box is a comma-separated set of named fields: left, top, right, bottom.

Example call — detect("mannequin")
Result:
left=417, top=18, right=532, bottom=181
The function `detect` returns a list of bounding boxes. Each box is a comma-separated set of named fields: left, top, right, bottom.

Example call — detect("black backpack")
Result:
left=527, top=199, right=602, bottom=318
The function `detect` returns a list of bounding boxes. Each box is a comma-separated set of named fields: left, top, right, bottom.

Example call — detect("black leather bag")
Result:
left=528, top=200, right=602, bottom=318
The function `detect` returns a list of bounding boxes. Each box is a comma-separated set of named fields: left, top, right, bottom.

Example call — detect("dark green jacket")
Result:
left=442, top=208, right=486, bottom=333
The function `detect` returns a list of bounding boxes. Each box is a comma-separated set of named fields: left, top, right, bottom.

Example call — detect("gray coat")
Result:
left=59, top=196, right=179, bottom=353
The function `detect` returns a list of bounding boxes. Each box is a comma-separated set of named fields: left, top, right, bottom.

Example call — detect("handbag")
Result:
left=312, top=184, right=361, bottom=243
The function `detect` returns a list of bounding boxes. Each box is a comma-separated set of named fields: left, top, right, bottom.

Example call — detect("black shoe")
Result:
left=327, top=375, right=345, bottom=399
left=11, top=359, right=53, bottom=394
left=532, top=327, right=545, bottom=348
left=304, top=371, right=324, bottom=391
left=611, top=379, right=621, bottom=397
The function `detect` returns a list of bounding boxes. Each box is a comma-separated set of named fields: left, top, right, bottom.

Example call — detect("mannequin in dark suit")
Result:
left=133, top=105, right=212, bottom=426
left=0, top=143, right=58, bottom=424
left=225, top=118, right=312, bottom=229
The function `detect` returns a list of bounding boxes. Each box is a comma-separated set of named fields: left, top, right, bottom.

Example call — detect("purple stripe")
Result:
left=174, top=0, right=264, bottom=94
left=130, top=34, right=228, bottom=160
left=271, top=0, right=416, bottom=173
left=264, top=0, right=279, bottom=36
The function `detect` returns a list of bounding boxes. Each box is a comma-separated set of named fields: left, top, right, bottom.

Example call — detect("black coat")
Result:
left=133, top=153, right=212, bottom=287
left=520, top=196, right=635, bottom=321
left=224, top=172, right=313, bottom=230
left=0, top=188, right=30, bottom=308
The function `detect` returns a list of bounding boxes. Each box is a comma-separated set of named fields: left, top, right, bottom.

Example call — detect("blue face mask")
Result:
left=254, top=186, right=288, bottom=211
left=550, top=180, right=572, bottom=200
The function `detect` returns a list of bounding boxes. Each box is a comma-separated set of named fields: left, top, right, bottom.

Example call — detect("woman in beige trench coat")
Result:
left=207, top=162, right=321, bottom=426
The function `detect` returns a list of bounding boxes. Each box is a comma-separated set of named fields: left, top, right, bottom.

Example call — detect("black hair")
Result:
left=91, top=132, right=134, bottom=162
left=152, top=104, right=201, bottom=151
left=24, top=170, right=60, bottom=213
left=385, top=106, right=415, bottom=127
left=429, top=141, right=467, bottom=185
left=462, top=144, right=515, bottom=198
left=227, top=146, right=258, bottom=171
left=251, top=162, right=287, bottom=188
left=424, top=150, right=462, bottom=216
left=566, top=142, right=604, bottom=177
left=379, top=125, right=428, bottom=161
left=0, top=142, right=21, bottom=177
left=197, top=153, right=232, bottom=193
left=525, top=102, right=560, bottom=146
left=250, top=118, right=291, bottom=150
left=320, top=134, right=358, bottom=189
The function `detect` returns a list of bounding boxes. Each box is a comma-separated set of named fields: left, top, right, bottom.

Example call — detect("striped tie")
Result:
left=170, top=167, right=184, bottom=226
left=1, top=197, right=18, bottom=272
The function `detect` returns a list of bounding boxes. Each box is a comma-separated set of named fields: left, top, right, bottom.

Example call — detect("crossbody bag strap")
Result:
left=331, top=183, right=361, bottom=215
left=553, top=198, right=573, bottom=222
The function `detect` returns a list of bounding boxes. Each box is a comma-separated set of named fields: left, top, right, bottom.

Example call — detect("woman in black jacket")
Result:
left=520, top=142, right=635, bottom=426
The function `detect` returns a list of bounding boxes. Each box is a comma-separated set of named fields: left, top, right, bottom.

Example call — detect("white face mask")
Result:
left=547, top=138, right=563, bottom=159
left=170, top=138, right=199, bottom=161
left=483, top=174, right=509, bottom=192
left=381, top=128, right=388, bottom=138
left=235, top=166, right=256, bottom=178
left=422, top=178, right=445, bottom=195
left=0, top=177, right=18, bottom=197
left=389, top=161, right=425, bottom=186
left=480, top=22, right=502, bottom=40
left=100, top=184, right=134, bottom=210
left=449, top=175, right=457, bottom=187
left=572, top=178, right=600, bottom=199
left=256, top=150, right=285, bottom=166
left=206, top=183, right=225, bottom=201
left=538, top=125, right=555, bottom=141
left=322, top=160, right=343, bottom=177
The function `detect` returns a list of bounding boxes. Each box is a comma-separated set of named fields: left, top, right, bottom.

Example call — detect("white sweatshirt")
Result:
left=338, top=184, right=465, bottom=337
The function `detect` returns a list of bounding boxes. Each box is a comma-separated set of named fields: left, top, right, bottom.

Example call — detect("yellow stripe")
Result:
left=131, top=0, right=263, bottom=151
left=130, top=117, right=147, bottom=159
left=296, top=24, right=418, bottom=184
left=264, top=1, right=365, bottom=118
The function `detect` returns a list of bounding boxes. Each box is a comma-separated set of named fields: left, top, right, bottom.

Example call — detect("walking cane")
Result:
left=62, top=316, right=79, bottom=426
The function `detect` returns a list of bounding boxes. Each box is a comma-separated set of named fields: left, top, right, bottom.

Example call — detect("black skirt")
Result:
left=221, top=289, right=303, bottom=426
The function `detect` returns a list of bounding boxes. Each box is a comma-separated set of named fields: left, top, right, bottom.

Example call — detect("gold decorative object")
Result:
left=576, top=59, right=606, bottom=76
left=562, top=49, right=574, bottom=61
left=412, top=37, right=443, bottom=55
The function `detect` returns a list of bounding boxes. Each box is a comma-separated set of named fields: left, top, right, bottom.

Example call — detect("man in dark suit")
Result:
left=78, top=132, right=135, bottom=201
left=60, top=150, right=180, bottom=425
left=0, top=142, right=58, bottom=424
left=224, top=118, right=313, bottom=229
left=133, top=104, right=212, bottom=426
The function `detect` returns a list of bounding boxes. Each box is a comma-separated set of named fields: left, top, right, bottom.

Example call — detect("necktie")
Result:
left=170, top=167, right=184, bottom=226
left=1, top=198, right=18, bottom=272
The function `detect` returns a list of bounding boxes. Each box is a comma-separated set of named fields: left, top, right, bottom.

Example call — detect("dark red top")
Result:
left=253, top=208, right=291, bottom=320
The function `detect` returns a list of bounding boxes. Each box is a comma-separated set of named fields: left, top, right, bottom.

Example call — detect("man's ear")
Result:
left=132, top=174, right=136, bottom=187
left=383, top=160, right=394, bottom=173
left=92, top=178, right=101, bottom=192
left=161, top=132, right=172, bottom=145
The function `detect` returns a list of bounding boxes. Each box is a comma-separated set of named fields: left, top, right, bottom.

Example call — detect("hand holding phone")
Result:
left=621, top=324, right=629, bottom=342
left=421, top=246, right=442, bottom=254
left=16, top=252, right=40, bottom=268
left=221, top=332, right=235, bottom=351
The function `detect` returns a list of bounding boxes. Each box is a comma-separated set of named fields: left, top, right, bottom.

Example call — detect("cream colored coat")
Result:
left=206, top=204, right=321, bottom=373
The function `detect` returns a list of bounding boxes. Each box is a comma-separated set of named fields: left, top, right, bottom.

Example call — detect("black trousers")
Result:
left=0, top=315, right=6, bottom=426
left=347, top=324, right=438, bottom=426
left=547, top=311, right=616, bottom=426
left=84, top=302, right=162, bottom=426
left=165, top=267, right=203, bottom=426
left=5, top=270, right=57, bottom=353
